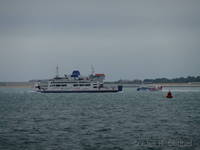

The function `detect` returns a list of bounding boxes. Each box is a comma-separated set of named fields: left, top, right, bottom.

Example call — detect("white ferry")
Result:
left=34, top=67, right=123, bottom=93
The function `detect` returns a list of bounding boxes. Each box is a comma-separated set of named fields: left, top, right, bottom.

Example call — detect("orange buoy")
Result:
left=166, top=91, right=173, bottom=98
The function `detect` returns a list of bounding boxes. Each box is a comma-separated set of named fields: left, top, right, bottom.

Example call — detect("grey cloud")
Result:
left=0, top=0, right=200, bottom=81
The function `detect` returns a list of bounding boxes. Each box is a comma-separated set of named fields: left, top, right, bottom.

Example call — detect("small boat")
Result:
left=166, top=91, right=173, bottom=98
left=137, top=86, right=162, bottom=91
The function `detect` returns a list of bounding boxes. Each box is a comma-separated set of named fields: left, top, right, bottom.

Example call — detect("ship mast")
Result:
left=56, top=65, right=59, bottom=78
left=91, top=65, right=95, bottom=75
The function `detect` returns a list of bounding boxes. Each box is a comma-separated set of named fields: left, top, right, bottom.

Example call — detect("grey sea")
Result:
left=0, top=87, right=200, bottom=150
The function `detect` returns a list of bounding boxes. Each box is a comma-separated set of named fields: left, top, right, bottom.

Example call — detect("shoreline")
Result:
left=120, top=83, right=200, bottom=87
left=0, top=82, right=33, bottom=88
left=1, top=82, right=200, bottom=88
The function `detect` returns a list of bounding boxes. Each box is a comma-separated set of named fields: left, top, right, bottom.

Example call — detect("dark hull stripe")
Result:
left=39, top=90, right=120, bottom=93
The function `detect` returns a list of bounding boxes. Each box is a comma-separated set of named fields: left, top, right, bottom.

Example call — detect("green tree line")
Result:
left=114, top=76, right=200, bottom=84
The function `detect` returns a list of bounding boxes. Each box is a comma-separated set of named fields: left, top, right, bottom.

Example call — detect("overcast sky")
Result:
left=0, top=0, right=200, bottom=81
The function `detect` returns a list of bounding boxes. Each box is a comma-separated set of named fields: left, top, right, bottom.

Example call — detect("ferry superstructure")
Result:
left=34, top=69, right=123, bottom=93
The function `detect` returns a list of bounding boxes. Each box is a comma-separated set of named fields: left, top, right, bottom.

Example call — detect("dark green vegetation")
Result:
left=143, top=76, right=200, bottom=83
left=113, top=76, right=200, bottom=84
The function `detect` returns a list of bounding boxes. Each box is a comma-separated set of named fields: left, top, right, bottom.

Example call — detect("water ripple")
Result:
left=0, top=87, right=199, bottom=149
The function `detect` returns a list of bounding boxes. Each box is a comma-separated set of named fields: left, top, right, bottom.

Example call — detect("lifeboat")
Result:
left=137, top=86, right=162, bottom=91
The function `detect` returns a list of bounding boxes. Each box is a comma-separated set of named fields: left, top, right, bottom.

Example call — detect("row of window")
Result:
left=50, top=84, right=67, bottom=87
left=51, top=81, right=93, bottom=84
left=50, top=84, right=92, bottom=87
left=73, top=84, right=91, bottom=87
left=51, top=82, right=69, bottom=84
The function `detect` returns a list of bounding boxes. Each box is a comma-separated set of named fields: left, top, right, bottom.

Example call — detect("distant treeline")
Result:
left=114, top=76, right=200, bottom=84
left=143, top=76, right=200, bottom=83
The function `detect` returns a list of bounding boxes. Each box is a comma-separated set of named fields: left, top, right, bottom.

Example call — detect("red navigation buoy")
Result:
left=166, top=91, right=173, bottom=98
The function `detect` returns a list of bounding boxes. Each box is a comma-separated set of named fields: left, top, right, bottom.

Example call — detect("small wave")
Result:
left=95, top=128, right=112, bottom=132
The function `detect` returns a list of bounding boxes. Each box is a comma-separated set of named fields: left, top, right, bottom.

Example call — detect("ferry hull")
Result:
left=38, top=90, right=121, bottom=93
left=37, top=86, right=123, bottom=93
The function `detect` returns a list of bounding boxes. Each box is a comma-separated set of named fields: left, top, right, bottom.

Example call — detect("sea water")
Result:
left=0, top=87, right=200, bottom=150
